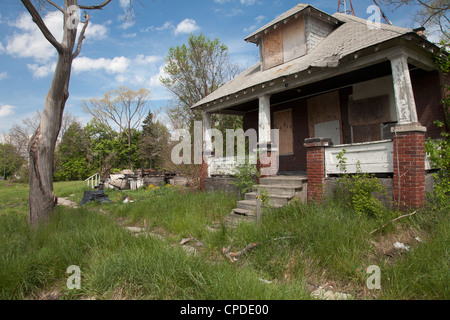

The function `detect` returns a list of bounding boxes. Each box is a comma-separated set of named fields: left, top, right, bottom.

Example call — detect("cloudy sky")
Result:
left=0, top=0, right=426, bottom=134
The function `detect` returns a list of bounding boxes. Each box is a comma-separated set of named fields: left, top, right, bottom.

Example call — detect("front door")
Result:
left=273, top=109, right=293, bottom=155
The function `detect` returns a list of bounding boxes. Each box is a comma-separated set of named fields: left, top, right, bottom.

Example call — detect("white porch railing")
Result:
left=209, top=155, right=257, bottom=176
left=85, top=173, right=100, bottom=189
left=325, top=140, right=433, bottom=175
left=325, top=140, right=394, bottom=175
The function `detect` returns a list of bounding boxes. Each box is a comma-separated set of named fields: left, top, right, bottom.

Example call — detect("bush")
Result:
left=231, top=161, right=259, bottom=199
left=335, top=150, right=388, bottom=219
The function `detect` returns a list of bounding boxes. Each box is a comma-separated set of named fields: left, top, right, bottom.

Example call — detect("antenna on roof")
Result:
left=337, top=0, right=355, bottom=16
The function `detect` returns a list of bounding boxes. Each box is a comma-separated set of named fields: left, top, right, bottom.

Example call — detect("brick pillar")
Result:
left=304, top=138, right=332, bottom=202
left=392, top=124, right=427, bottom=211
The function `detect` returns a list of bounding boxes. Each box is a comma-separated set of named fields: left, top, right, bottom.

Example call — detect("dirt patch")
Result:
left=370, top=224, right=427, bottom=263
left=57, top=197, right=78, bottom=208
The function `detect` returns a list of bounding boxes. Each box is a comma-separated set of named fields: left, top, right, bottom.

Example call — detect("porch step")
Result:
left=245, top=192, right=292, bottom=206
left=236, top=199, right=283, bottom=212
left=223, top=175, right=308, bottom=228
left=255, top=184, right=303, bottom=197
left=259, top=176, right=308, bottom=187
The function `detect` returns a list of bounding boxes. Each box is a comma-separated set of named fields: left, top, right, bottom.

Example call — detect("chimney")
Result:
left=413, top=27, right=426, bottom=39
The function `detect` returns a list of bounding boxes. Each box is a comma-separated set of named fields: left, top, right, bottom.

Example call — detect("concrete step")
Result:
left=259, top=176, right=307, bottom=187
left=224, top=211, right=256, bottom=226
left=232, top=208, right=257, bottom=218
left=236, top=199, right=283, bottom=212
left=245, top=192, right=292, bottom=206
left=255, top=184, right=302, bottom=197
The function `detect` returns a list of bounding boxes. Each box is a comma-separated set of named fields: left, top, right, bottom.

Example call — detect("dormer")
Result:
left=245, top=4, right=341, bottom=71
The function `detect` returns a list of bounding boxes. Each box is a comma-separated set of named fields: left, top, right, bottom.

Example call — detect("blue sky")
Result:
left=0, top=0, right=425, bottom=134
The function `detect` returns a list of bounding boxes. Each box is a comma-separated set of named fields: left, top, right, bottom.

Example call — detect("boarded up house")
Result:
left=192, top=3, right=447, bottom=211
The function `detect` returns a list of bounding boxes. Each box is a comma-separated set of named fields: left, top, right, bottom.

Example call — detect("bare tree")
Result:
left=20, top=0, right=134, bottom=226
left=83, top=87, right=151, bottom=169
left=378, top=0, right=449, bottom=42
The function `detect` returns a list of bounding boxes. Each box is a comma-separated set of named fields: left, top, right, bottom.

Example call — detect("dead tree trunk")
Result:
left=23, top=0, right=112, bottom=226
left=28, top=52, right=72, bottom=226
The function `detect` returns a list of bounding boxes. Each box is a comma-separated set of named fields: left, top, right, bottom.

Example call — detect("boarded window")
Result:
left=283, top=15, right=306, bottom=62
left=273, top=109, right=293, bottom=154
left=263, top=27, right=283, bottom=70
left=307, top=90, right=342, bottom=144
left=348, top=95, right=390, bottom=143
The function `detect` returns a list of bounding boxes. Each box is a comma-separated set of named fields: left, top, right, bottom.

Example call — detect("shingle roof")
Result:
left=192, top=9, right=414, bottom=109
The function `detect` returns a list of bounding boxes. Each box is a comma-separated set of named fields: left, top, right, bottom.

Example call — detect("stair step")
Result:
left=255, top=184, right=303, bottom=197
left=232, top=208, right=257, bottom=218
left=259, top=176, right=307, bottom=187
left=224, top=212, right=256, bottom=226
left=245, top=192, right=292, bottom=206
left=237, top=200, right=283, bottom=212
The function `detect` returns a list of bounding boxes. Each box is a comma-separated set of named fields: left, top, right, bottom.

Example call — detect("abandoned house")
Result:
left=192, top=3, right=447, bottom=213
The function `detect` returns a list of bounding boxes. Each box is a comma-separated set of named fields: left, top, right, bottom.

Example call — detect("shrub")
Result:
left=335, top=151, right=388, bottom=219
left=231, top=161, right=259, bottom=199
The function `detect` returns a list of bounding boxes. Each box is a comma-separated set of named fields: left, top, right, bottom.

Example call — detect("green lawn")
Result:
left=0, top=180, right=448, bottom=300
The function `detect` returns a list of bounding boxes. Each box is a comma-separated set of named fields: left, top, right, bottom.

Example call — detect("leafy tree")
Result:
left=138, top=111, right=170, bottom=170
left=54, top=122, right=89, bottom=181
left=160, top=33, right=242, bottom=132
left=0, top=143, right=24, bottom=180
left=83, top=87, right=151, bottom=170
left=425, top=43, right=450, bottom=208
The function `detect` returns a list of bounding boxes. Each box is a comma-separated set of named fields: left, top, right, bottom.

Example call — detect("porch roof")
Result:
left=192, top=12, right=433, bottom=112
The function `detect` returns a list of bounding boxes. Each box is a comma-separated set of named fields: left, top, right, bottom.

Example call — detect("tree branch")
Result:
left=21, top=0, right=64, bottom=54
left=72, top=12, right=90, bottom=60
left=46, top=0, right=64, bottom=13
left=78, top=0, right=112, bottom=10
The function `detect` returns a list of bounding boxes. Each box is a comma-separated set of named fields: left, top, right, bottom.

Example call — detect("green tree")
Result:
left=54, top=122, right=89, bottom=182
left=138, top=111, right=170, bottom=170
left=425, top=43, right=450, bottom=207
left=160, top=33, right=242, bottom=132
left=0, top=143, right=24, bottom=180
left=83, top=87, right=150, bottom=170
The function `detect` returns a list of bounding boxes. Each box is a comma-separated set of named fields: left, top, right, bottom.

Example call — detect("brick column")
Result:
left=304, top=138, right=332, bottom=202
left=392, top=123, right=427, bottom=211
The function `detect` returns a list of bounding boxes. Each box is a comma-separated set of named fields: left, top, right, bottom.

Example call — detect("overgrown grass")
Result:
left=0, top=181, right=448, bottom=300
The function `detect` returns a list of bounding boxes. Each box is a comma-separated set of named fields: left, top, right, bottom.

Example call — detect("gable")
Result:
left=260, top=11, right=336, bottom=71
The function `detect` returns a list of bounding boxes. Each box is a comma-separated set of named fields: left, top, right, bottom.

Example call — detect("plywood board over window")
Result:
left=263, top=27, right=283, bottom=70
left=307, top=90, right=342, bottom=144
left=273, top=109, right=293, bottom=155
left=283, top=15, right=306, bottom=62
left=348, top=95, right=390, bottom=143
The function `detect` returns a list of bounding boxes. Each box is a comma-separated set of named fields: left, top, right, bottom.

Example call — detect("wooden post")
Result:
left=256, top=188, right=262, bottom=224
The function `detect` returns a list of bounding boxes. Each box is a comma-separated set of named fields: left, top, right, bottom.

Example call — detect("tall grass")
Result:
left=0, top=181, right=448, bottom=300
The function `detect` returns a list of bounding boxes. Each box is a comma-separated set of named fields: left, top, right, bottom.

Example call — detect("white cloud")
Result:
left=135, top=54, right=162, bottom=65
left=143, top=22, right=174, bottom=33
left=240, top=0, right=258, bottom=5
left=5, top=11, right=108, bottom=64
left=175, top=19, right=200, bottom=35
left=27, top=63, right=56, bottom=79
left=0, top=42, right=4, bottom=53
left=72, top=56, right=130, bottom=74
left=244, top=15, right=266, bottom=33
left=0, top=72, right=7, bottom=80
left=0, top=105, right=15, bottom=118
